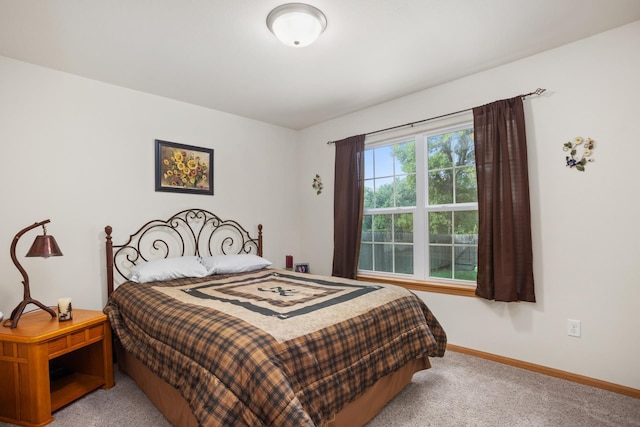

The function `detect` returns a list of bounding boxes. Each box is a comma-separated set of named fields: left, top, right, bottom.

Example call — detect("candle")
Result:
left=57, top=297, right=73, bottom=322
left=286, top=255, right=293, bottom=269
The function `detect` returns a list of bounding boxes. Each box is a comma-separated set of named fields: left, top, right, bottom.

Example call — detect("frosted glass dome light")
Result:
left=267, top=3, right=327, bottom=48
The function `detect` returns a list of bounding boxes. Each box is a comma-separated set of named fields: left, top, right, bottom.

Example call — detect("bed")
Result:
left=103, top=208, right=446, bottom=426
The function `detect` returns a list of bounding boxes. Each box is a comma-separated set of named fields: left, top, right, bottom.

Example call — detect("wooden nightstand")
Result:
left=0, top=309, right=114, bottom=427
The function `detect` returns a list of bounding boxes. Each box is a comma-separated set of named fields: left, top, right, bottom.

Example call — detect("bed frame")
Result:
left=104, top=208, right=429, bottom=427
left=105, top=208, right=262, bottom=292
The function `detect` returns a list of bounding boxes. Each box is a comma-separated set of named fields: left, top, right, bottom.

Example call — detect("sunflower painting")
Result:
left=155, top=140, right=214, bottom=195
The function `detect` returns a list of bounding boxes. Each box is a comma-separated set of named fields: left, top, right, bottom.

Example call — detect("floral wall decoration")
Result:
left=312, top=174, right=323, bottom=195
left=563, top=137, right=595, bottom=172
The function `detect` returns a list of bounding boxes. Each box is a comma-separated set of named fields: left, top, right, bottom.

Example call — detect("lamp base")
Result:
left=6, top=297, right=56, bottom=329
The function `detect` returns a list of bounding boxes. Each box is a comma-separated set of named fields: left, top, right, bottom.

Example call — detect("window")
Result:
left=359, top=119, right=478, bottom=285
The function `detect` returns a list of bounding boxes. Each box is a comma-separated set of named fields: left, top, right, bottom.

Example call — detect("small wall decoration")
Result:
left=155, top=140, right=214, bottom=195
left=312, top=174, right=323, bottom=195
left=563, top=137, right=595, bottom=172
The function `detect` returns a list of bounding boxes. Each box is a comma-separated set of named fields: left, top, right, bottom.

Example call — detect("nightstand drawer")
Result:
left=48, top=325, right=105, bottom=357
left=87, top=324, right=104, bottom=340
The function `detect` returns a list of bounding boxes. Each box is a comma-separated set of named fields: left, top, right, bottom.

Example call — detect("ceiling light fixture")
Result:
left=267, top=3, right=327, bottom=48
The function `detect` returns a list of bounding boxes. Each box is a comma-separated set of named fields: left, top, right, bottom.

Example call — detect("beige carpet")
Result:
left=368, top=351, right=640, bottom=427
left=1, top=351, right=638, bottom=427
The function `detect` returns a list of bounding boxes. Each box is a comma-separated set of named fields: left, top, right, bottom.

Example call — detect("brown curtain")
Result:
left=472, top=97, right=535, bottom=302
left=332, top=134, right=366, bottom=279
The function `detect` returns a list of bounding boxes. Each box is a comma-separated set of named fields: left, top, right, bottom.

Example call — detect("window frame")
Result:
left=357, top=113, right=478, bottom=296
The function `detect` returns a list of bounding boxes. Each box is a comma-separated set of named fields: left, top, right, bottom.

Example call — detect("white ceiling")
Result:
left=1, top=1, right=640, bottom=130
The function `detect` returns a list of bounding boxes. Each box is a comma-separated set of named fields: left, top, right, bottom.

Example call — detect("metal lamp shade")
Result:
left=26, top=234, right=63, bottom=258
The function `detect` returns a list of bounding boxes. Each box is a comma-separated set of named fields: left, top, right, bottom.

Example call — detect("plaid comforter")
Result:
left=104, top=269, right=446, bottom=426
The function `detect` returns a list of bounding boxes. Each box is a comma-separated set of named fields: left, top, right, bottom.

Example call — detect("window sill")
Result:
left=356, top=274, right=477, bottom=297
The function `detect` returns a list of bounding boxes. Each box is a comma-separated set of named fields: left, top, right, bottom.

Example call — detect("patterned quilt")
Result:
left=104, top=269, right=447, bottom=426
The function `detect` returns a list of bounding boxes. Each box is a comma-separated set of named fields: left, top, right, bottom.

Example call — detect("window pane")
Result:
left=455, top=166, right=477, bottom=203
left=429, top=211, right=452, bottom=244
left=395, top=175, right=416, bottom=206
left=359, top=243, right=373, bottom=270
left=454, top=211, right=478, bottom=242
left=394, top=213, right=413, bottom=243
left=453, top=210, right=478, bottom=281
left=364, top=179, right=374, bottom=209
left=453, top=129, right=475, bottom=167
left=395, top=245, right=413, bottom=274
left=454, top=245, right=477, bottom=281
left=373, top=214, right=393, bottom=242
left=374, top=244, right=393, bottom=272
left=427, top=135, right=453, bottom=169
left=374, top=177, right=394, bottom=208
left=365, top=140, right=417, bottom=210
left=428, top=170, right=453, bottom=205
left=364, top=149, right=374, bottom=180
left=374, top=146, right=394, bottom=178
left=362, top=214, right=373, bottom=242
left=393, top=141, right=416, bottom=174
left=430, top=246, right=452, bottom=279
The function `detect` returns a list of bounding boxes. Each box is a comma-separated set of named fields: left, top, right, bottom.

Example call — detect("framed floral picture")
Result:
left=155, top=140, right=214, bottom=195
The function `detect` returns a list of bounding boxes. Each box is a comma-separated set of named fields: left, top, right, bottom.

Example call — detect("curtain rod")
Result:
left=326, top=88, right=546, bottom=144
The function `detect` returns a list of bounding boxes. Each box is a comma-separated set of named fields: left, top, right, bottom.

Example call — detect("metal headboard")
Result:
left=105, top=208, right=263, bottom=295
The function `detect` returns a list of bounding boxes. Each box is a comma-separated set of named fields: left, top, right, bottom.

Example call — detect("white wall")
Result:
left=298, top=21, right=640, bottom=389
left=0, top=56, right=301, bottom=317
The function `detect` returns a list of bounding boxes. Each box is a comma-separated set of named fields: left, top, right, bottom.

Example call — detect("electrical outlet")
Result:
left=567, top=319, right=581, bottom=337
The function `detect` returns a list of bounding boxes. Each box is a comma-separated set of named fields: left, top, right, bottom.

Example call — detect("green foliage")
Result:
left=430, top=268, right=478, bottom=281
left=366, top=141, right=417, bottom=210
left=427, top=129, right=476, bottom=207
left=392, top=141, right=416, bottom=174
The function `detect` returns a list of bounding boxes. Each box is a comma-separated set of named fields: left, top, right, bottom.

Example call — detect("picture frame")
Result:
left=155, top=139, right=214, bottom=195
left=294, top=263, right=309, bottom=273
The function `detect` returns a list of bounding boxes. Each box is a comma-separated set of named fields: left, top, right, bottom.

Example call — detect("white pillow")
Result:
left=200, top=254, right=272, bottom=275
left=128, top=256, right=209, bottom=283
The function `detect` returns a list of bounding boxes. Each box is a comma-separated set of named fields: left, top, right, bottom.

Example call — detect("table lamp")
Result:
left=5, top=219, right=63, bottom=328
